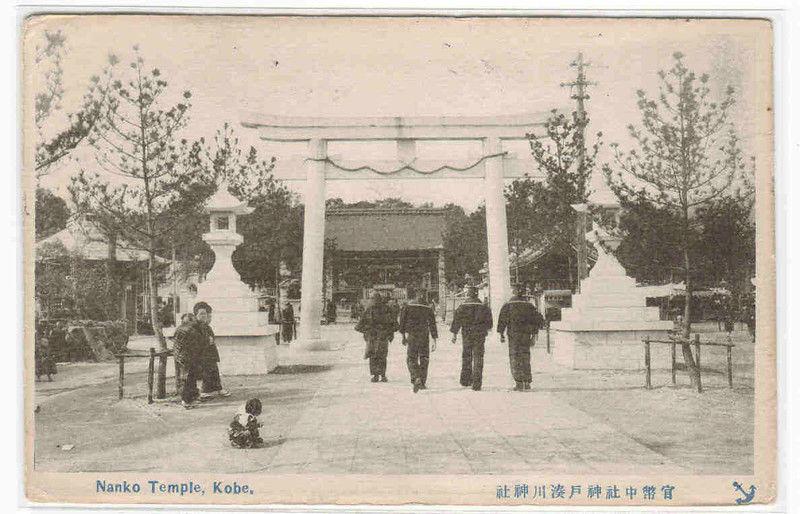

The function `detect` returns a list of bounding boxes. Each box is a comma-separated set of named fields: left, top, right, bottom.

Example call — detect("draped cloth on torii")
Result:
left=241, top=113, right=549, bottom=350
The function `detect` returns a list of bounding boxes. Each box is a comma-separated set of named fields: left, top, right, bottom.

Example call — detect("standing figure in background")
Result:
left=325, top=298, right=337, bottom=324
left=280, top=301, right=295, bottom=344
left=450, top=285, right=493, bottom=391
left=671, top=314, right=687, bottom=341
left=399, top=290, right=438, bottom=393
left=194, top=302, right=230, bottom=399
left=355, top=292, right=398, bottom=383
left=174, top=313, right=200, bottom=408
left=497, top=284, right=544, bottom=391
left=48, top=321, right=67, bottom=363
left=35, top=323, right=57, bottom=382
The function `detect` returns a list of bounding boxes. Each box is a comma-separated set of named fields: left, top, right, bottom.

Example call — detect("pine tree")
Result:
left=603, top=52, right=749, bottom=386
left=33, top=30, right=117, bottom=177
left=69, top=47, right=194, bottom=398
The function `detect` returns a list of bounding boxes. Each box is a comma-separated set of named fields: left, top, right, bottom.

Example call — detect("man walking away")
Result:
left=355, top=292, right=398, bottom=383
left=400, top=290, right=438, bottom=393
left=450, top=285, right=493, bottom=391
left=194, top=302, right=230, bottom=399
left=174, top=313, right=200, bottom=409
left=497, top=284, right=544, bottom=391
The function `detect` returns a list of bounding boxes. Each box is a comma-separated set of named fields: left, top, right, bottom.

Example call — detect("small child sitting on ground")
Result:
left=228, top=398, right=264, bottom=448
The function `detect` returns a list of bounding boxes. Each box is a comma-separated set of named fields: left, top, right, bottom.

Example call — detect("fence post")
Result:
left=118, top=355, right=125, bottom=400
left=670, top=342, right=677, bottom=385
left=546, top=322, right=551, bottom=354
left=727, top=345, right=734, bottom=389
left=644, top=337, right=652, bottom=389
left=147, top=347, right=155, bottom=404
left=694, top=334, right=702, bottom=393
left=173, top=355, right=181, bottom=396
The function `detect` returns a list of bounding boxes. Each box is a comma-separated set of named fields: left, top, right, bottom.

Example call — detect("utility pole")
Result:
left=561, top=53, right=596, bottom=291
left=171, top=243, right=178, bottom=324
left=560, top=52, right=596, bottom=173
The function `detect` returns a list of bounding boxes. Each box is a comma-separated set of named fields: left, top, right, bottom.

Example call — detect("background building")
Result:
left=325, top=208, right=447, bottom=315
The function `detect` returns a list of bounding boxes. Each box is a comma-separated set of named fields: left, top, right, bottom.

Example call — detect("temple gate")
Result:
left=241, top=114, right=547, bottom=350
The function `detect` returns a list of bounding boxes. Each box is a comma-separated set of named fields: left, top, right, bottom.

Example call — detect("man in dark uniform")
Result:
left=193, top=302, right=230, bottom=399
left=388, top=298, right=401, bottom=324
left=399, top=290, right=438, bottom=393
left=355, top=292, right=398, bottom=382
left=497, top=284, right=545, bottom=391
left=450, top=285, right=493, bottom=391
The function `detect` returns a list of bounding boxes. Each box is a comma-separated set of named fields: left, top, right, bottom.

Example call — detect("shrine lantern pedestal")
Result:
left=550, top=236, right=672, bottom=370
left=195, top=186, right=280, bottom=375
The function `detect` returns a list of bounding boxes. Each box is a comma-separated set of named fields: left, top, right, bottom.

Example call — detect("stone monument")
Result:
left=194, top=184, right=279, bottom=374
left=550, top=203, right=673, bottom=370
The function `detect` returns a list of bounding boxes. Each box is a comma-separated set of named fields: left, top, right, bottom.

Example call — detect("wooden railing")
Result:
left=643, top=334, right=735, bottom=393
left=114, top=347, right=174, bottom=404
left=544, top=322, right=551, bottom=354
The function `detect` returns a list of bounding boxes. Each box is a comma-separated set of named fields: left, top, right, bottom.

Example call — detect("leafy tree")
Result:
left=325, top=197, right=415, bottom=210
left=35, top=187, right=70, bottom=239
left=615, top=193, right=683, bottom=285
left=34, top=30, right=117, bottom=177
left=34, top=30, right=66, bottom=130
left=603, top=52, right=748, bottom=385
left=372, top=197, right=415, bottom=209
left=694, top=181, right=755, bottom=304
left=442, top=203, right=487, bottom=287
left=69, top=47, right=194, bottom=398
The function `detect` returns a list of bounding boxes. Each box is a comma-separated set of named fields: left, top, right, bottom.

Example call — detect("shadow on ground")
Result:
left=270, top=364, right=334, bottom=375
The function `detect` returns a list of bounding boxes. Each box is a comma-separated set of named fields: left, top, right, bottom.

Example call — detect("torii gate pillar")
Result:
left=483, top=137, right=512, bottom=318
left=296, top=138, right=328, bottom=349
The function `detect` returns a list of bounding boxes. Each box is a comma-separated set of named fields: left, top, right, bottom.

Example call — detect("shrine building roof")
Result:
left=325, top=208, right=446, bottom=253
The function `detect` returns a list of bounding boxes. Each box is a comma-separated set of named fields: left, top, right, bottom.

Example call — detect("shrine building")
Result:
left=324, top=208, right=447, bottom=309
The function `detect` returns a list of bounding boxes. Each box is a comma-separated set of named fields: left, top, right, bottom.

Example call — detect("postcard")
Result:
left=22, top=13, right=775, bottom=507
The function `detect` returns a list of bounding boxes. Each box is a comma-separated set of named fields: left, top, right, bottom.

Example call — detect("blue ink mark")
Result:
left=733, top=481, right=756, bottom=505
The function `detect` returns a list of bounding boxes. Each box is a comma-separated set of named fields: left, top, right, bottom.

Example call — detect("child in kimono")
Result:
left=228, top=398, right=264, bottom=448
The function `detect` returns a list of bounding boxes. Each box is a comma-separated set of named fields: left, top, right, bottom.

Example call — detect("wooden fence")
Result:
left=114, top=347, right=174, bottom=404
left=643, top=333, right=735, bottom=393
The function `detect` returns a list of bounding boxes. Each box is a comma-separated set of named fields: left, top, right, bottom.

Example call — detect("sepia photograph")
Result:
left=21, top=13, right=775, bottom=507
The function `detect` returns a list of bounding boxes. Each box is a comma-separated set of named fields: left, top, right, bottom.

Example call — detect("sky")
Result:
left=28, top=15, right=769, bottom=211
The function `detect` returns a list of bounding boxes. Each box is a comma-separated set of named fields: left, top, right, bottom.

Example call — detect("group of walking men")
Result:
left=173, top=301, right=230, bottom=408
left=355, top=283, right=545, bottom=393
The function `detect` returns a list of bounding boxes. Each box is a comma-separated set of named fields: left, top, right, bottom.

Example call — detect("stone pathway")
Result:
left=265, top=324, right=686, bottom=474
left=35, top=323, right=693, bottom=474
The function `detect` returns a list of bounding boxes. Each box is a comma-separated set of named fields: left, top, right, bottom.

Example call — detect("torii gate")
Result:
left=241, top=113, right=546, bottom=350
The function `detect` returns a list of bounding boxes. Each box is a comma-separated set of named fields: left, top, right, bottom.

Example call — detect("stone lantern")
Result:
left=193, top=183, right=279, bottom=374
left=550, top=188, right=673, bottom=370
left=201, top=185, right=253, bottom=286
